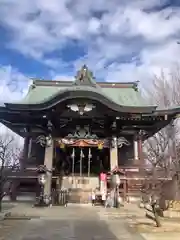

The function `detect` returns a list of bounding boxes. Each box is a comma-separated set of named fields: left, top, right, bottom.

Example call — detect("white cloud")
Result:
left=0, top=125, right=24, bottom=146
left=0, top=65, right=30, bottom=102
left=53, top=74, right=74, bottom=81
left=0, top=0, right=180, bottom=83
left=104, top=7, right=180, bottom=42
left=103, top=41, right=180, bottom=83
left=0, top=65, right=29, bottom=142
left=87, top=17, right=101, bottom=34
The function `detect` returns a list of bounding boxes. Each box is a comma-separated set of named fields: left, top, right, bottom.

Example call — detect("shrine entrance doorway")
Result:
left=55, top=145, right=110, bottom=177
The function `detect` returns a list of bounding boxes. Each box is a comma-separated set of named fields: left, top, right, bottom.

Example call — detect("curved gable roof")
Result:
left=5, top=82, right=156, bottom=113
left=4, top=65, right=156, bottom=113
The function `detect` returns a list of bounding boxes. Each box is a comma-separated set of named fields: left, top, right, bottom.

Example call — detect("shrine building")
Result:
left=0, top=65, right=179, bottom=202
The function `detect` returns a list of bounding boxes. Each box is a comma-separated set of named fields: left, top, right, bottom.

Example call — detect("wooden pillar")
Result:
left=44, top=140, right=54, bottom=197
left=9, top=180, right=18, bottom=201
left=110, top=137, right=118, bottom=170
left=138, top=137, right=143, bottom=163
left=124, top=179, right=127, bottom=202
left=21, top=136, right=30, bottom=168
left=24, top=137, right=30, bottom=157
left=133, top=136, right=139, bottom=161
left=27, top=138, right=32, bottom=158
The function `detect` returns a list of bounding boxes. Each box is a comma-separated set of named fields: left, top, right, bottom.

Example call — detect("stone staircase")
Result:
left=59, top=176, right=99, bottom=203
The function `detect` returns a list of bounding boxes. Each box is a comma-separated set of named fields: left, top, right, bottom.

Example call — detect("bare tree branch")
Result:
left=141, top=66, right=180, bottom=227
left=0, top=131, right=22, bottom=211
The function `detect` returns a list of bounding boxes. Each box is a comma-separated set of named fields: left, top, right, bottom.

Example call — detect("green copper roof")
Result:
left=14, top=83, right=148, bottom=107
left=6, top=66, right=152, bottom=109
left=102, top=87, right=147, bottom=106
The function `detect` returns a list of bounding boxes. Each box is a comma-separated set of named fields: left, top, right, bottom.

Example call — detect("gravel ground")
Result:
left=0, top=204, right=144, bottom=240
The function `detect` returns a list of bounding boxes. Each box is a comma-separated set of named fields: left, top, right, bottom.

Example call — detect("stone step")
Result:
left=61, top=176, right=99, bottom=189
left=4, top=216, right=31, bottom=220
left=4, top=212, right=40, bottom=220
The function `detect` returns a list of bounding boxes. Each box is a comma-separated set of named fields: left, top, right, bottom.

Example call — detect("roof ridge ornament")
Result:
left=74, top=65, right=97, bottom=87
left=132, top=81, right=139, bottom=92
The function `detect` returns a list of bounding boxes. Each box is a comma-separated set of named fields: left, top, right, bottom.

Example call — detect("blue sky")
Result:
left=0, top=0, right=180, bottom=102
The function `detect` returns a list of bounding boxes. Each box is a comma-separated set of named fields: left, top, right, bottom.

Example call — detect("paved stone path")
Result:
left=0, top=204, right=144, bottom=240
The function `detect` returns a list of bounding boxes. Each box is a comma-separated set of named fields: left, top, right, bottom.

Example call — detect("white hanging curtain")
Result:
left=80, top=148, right=84, bottom=177
left=88, top=148, right=92, bottom=177
left=71, top=148, right=75, bottom=176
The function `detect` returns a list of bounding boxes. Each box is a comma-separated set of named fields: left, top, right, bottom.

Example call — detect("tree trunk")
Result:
left=0, top=183, right=2, bottom=212
left=0, top=195, right=2, bottom=212
left=152, top=203, right=162, bottom=227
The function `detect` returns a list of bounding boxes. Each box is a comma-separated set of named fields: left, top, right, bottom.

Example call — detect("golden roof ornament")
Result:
left=74, top=64, right=96, bottom=86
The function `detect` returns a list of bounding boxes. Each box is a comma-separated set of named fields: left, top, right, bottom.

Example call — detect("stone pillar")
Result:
left=44, top=141, right=54, bottom=197
left=110, top=137, right=118, bottom=170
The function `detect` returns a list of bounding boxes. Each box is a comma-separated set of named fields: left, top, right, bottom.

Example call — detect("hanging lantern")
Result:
left=38, top=173, right=47, bottom=185
left=60, top=142, right=65, bottom=149
left=98, top=142, right=103, bottom=150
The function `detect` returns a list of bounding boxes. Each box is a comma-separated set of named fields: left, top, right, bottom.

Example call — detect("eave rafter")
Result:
left=0, top=105, right=177, bottom=137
